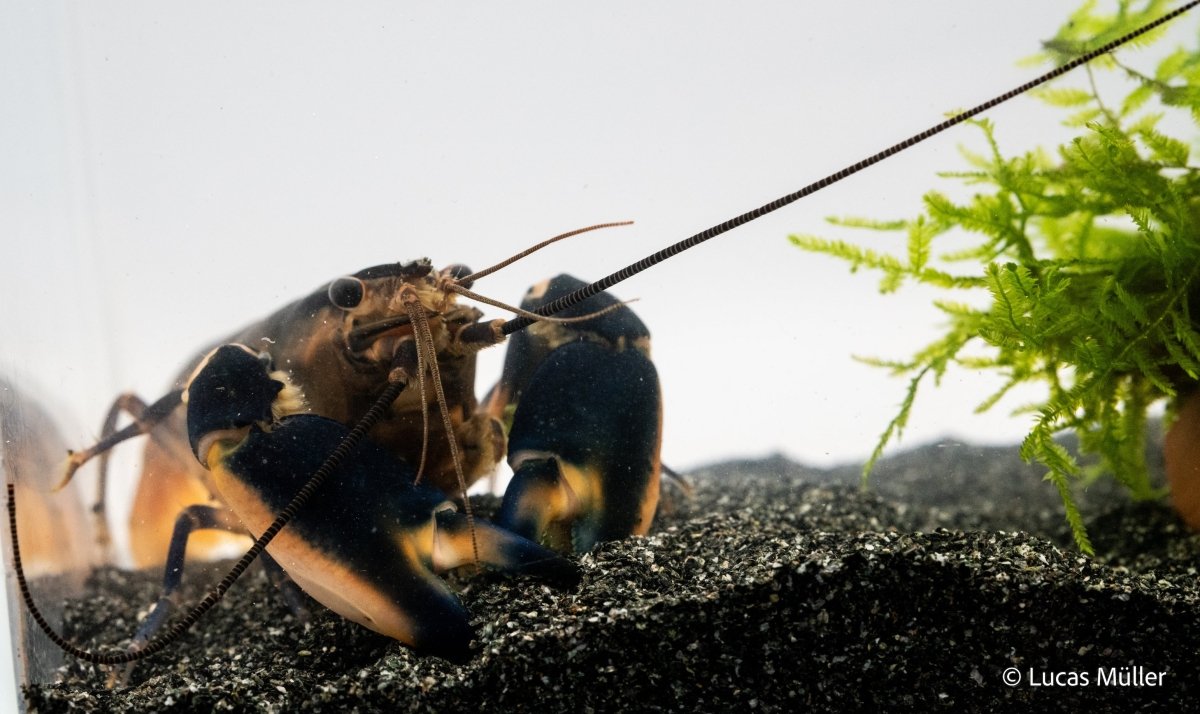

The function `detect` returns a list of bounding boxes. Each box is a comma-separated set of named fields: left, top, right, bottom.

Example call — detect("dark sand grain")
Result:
left=19, top=439, right=1200, bottom=712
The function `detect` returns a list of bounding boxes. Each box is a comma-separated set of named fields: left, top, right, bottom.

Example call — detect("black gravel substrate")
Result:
left=17, top=439, right=1200, bottom=712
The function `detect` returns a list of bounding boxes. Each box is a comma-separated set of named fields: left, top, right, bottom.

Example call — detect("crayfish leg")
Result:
left=116, top=503, right=245, bottom=685
left=58, top=389, right=183, bottom=556
left=129, top=413, right=246, bottom=567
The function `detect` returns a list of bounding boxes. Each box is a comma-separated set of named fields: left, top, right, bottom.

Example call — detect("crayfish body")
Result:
left=60, top=256, right=665, bottom=663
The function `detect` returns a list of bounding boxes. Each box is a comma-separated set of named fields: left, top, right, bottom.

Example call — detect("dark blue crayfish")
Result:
left=51, top=244, right=665, bottom=663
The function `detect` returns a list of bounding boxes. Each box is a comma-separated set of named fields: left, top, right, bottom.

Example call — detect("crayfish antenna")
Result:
left=454, top=221, right=633, bottom=285
left=404, top=294, right=481, bottom=569
left=446, top=283, right=637, bottom=325
left=410, top=335, right=431, bottom=485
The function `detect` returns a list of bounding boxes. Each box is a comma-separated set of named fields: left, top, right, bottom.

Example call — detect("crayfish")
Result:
left=28, top=223, right=663, bottom=666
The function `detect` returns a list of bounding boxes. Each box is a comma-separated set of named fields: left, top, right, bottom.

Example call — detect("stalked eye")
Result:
left=328, top=276, right=365, bottom=310
left=441, top=263, right=474, bottom=289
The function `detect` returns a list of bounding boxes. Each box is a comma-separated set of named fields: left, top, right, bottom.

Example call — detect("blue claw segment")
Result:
left=186, top=343, right=578, bottom=663
left=499, top=339, right=662, bottom=553
left=393, top=574, right=475, bottom=665
left=484, top=274, right=651, bottom=418
left=184, top=345, right=282, bottom=460
left=496, top=457, right=575, bottom=552
left=520, top=274, right=650, bottom=347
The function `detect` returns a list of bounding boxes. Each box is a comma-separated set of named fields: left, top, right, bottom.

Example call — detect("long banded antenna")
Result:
left=458, top=221, right=634, bottom=284
left=502, top=0, right=1200, bottom=335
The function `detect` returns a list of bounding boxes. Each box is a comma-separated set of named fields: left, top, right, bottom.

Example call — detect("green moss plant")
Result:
left=791, top=0, right=1200, bottom=553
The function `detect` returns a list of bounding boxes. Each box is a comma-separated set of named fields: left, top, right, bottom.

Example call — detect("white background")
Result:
left=3, top=0, right=1195, bottom=706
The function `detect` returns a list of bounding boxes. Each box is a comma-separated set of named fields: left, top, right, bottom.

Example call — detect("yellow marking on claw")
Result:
left=560, top=461, right=604, bottom=525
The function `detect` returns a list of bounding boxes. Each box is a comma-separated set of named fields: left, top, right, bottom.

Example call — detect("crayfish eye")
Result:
left=440, top=263, right=474, bottom=290
left=328, top=276, right=366, bottom=310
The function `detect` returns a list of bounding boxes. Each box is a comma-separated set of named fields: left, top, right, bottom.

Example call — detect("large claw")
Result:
left=498, top=337, right=662, bottom=554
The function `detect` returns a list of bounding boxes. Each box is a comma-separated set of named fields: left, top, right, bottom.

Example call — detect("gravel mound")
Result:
left=19, top=439, right=1200, bottom=712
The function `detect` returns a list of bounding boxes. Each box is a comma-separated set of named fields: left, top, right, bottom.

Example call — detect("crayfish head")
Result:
left=332, top=259, right=461, bottom=366
left=183, top=344, right=304, bottom=465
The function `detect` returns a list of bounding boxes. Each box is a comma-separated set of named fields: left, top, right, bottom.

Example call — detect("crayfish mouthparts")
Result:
left=346, top=314, right=418, bottom=353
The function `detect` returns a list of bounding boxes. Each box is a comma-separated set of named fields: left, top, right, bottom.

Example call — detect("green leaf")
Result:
left=1137, top=127, right=1190, bottom=165
left=789, top=0, right=1200, bottom=552
left=1033, top=86, right=1095, bottom=107
left=1156, top=47, right=1191, bottom=81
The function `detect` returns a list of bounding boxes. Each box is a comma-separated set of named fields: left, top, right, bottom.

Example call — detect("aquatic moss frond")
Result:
left=794, top=0, right=1200, bottom=551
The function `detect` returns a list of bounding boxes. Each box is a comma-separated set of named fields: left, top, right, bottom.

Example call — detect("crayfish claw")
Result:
left=433, top=509, right=581, bottom=589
